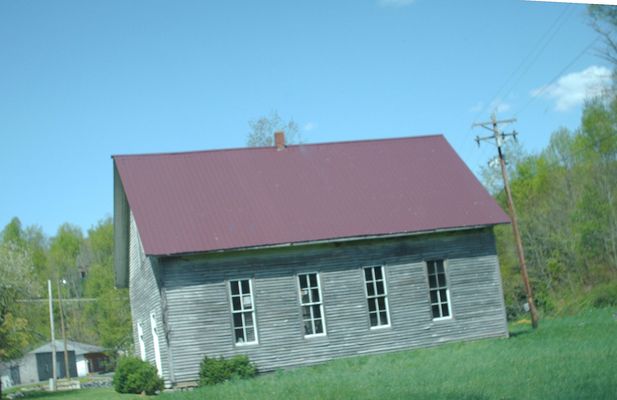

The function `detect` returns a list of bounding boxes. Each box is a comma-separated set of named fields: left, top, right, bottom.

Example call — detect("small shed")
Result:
left=0, top=340, right=107, bottom=387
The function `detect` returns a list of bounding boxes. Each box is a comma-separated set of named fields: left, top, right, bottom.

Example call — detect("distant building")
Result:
left=113, top=134, right=510, bottom=388
left=0, top=340, right=108, bottom=387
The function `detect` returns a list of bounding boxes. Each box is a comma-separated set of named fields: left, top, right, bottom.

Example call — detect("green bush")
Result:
left=587, top=282, right=617, bottom=308
left=199, top=355, right=257, bottom=386
left=113, top=356, right=164, bottom=395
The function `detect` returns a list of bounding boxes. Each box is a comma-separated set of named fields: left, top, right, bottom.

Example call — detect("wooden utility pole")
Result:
left=473, top=113, right=539, bottom=329
left=47, top=280, right=57, bottom=391
left=56, top=279, right=71, bottom=379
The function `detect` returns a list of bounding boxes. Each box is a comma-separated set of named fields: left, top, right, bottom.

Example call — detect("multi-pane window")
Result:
left=427, top=260, right=451, bottom=319
left=298, top=273, right=325, bottom=337
left=229, top=279, right=258, bottom=345
left=363, top=266, right=390, bottom=328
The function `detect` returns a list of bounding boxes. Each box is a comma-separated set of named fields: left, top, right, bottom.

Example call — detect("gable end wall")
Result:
left=128, top=211, right=171, bottom=386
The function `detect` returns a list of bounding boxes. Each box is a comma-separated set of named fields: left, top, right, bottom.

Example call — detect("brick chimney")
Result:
left=274, top=131, right=285, bottom=151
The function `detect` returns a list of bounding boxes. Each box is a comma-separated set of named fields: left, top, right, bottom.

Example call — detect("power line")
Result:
left=513, top=36, right=601, bottom=118
left=470, top=5, right=573, bottom=126
left=498, top=5, right=574, bottom=107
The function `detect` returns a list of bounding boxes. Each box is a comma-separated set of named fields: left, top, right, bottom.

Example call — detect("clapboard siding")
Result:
left=155, top=227, right=507, bottom=384
left=128, top=212, right=171, bottom=386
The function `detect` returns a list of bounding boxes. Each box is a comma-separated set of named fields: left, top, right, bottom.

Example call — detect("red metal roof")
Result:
left=113, top=135, right=509, bottom=256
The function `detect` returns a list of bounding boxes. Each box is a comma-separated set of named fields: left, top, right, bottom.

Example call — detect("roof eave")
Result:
left=149, top=222, right=508, bottom=259
left=113, top=162, right=130, bottom=288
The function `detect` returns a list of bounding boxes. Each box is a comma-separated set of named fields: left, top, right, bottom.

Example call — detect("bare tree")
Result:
left=247, top=111, right=301, bottom=147
left=589, top=5, right=617, bottom=66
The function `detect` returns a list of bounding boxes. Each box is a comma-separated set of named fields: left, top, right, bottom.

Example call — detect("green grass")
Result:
left=2, top=388, right=140, bottom=399
left=7, top=308, right=617, bottom=400
left=162, top=308, right=617, bottom=400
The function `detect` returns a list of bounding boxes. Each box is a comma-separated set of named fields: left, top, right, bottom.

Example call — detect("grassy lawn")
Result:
left=7, top=308, right=617, bottom=400
left=2, top=388, right=140, bottom=399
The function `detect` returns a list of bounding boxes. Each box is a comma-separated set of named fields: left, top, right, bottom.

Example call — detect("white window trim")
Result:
left=137, top=322, right=146, bottom=361
left=149, top=312, right=163, bottom=376
left=228, top=278, right=259, bottom=346
left=297, top=272, right=327, bottom=338
left=363, top=265, right=391, bottom=330
left=426, top=260, right=453, bottom=321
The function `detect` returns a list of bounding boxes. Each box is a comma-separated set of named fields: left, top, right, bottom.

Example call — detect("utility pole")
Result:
left=57, top=279, right=70, bottom=379
left=47, top=280, right=57, bottom=391
left=473, top=113, right=539, bottom=329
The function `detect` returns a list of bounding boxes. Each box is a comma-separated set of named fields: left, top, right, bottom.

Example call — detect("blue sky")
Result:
left=0, top=0, right=612, bottom=236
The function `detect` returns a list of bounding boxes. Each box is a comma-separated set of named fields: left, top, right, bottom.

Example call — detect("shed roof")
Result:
left=30, top=340, right=105, bottom=356
left=113, top=135, right=509, bottom=256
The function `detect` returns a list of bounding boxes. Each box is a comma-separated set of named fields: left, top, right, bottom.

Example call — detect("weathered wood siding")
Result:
left=159, top=227, right=507, bottom=385
left=128, top=212, right=171, bottom=386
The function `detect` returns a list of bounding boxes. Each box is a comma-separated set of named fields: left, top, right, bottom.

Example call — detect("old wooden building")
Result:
left=113, top=134, right=510, bottom=387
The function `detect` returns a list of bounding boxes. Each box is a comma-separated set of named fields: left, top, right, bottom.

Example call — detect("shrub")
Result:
left=587, top=282, right=617, bottom=308
left=199, top=355, right=257, bottom=386
left=113, top=356, right=164, bottom=395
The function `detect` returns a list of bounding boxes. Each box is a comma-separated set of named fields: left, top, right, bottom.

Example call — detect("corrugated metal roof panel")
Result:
left=113, top=135, right=509, bottom=256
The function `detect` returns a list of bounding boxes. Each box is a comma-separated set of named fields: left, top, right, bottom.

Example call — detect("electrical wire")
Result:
left=470, top=4, right=574, bottom=126
left=513, top=36, right=601, bottom=119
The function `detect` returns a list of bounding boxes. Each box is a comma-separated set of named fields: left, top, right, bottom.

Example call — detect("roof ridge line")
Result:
left=111, top=134, right=444, bottom=159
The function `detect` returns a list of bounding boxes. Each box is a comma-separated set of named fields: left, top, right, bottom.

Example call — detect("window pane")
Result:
left=231, top=281, right=240, bottom=295
left=301, top=289, right=310, bottom=304
left=243, top=295, right=252, bottom=309
left=379, top=311, right=388, bottom=325
left=299, top=274, right=308, bottom=289
left=430, top=290, right=438, bottom=304
left=241, top=280, right=250, bottom=294
left=436, top=261, right=444, bottom=274
left=367, top=282, right=375, bottom=296
left=309, top=274, right=317, bottom=288
left=369, top=312, right=378, bottom=327
left=432, top=305, right=440, bottom=318
left=368, top=298, right=377, bottom=312
left=428, top=275, right=437, bottom=288
left=302, top=306, right=311, bottom=318
left=235, top=328, right=244, bottom=342
left=374, top=267, right=382, bottom=280
left=312, top=305, right=321, bottom=319
left=246, top=327, right=255, bottom=342
left=427, top=262, right=435, bottom=275
left=233, top=313, right=243, bottom=327
left=377, top=296, right=385, bottom=311
left=438, top=274, right=446, bottom=287
left=304, top=320, right=313, bottom=335
left=439, top=289, right=447, bottom=303
left=232, top=296, right=241, bottom=311
left=376, top=281, right=384, bottom=295
left=441, top=303, right=450, bottom=317
left=244, top=312, right=253, bottom=326
left=311, top=288, right=320, bottom=303
left=364, top=268, right=372, bottom=281
left=314, top=319, right=323, bottom=334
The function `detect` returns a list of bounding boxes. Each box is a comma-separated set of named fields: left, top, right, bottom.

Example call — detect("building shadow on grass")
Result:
left=508, top=321, right=535, bottom=338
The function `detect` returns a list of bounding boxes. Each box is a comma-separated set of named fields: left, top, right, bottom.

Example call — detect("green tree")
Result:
left=0, top=241, right=39, bottom=398
left=83, top=219, right=132, bottom=358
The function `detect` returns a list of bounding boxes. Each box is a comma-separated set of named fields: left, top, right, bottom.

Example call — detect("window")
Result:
left=150, top=312, right=162, bottom=376
left=137, top=322, right=146, bottom=361
left=363, top=266, right=390, bottom=328
left=229, top=279, right=258, bottom=345
left=298, top=273, right=326, bottom=337
left=427, top=260, right=452, bottom=319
